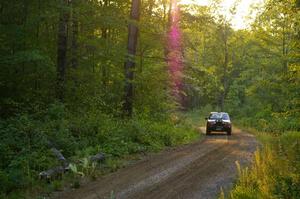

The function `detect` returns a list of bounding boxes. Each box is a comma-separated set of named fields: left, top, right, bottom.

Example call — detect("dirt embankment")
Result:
left=54, top=127, right=257, bottom=199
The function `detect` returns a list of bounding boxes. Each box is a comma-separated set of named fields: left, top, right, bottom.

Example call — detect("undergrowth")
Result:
left=226, top=130, right=300, bottom=199
left=0, top=103, right=200, bottom=198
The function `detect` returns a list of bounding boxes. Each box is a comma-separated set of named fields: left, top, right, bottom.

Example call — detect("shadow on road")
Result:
left=206, top=132, right=229, bottom=136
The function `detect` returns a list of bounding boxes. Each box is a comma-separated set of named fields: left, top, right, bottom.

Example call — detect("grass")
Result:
left=225, top=129, right=300, bottom=199
left=0, top=106, right=203, bottom=199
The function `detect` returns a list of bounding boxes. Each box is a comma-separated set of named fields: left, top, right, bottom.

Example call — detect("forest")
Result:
left=0, top=0, right=299, bottom=198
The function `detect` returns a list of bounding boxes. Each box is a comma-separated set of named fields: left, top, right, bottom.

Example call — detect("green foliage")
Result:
left=0, top=0, right=299, bottom=198
left=0, top=102, right=199, bottom=198
left=51, top=180, right=63, bottom=191
left=221, top=0, right=300, bottom=133
left=229, top=131, right=300, bottom=199
left=0, top=112, right=59, bottom=196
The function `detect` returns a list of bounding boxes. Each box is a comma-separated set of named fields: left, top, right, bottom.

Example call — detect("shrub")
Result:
left=229, top=131, right=300, bottom=199
left=0, top=103, right=199, bottom=198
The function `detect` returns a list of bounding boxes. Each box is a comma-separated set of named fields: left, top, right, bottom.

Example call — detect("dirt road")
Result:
left=54, top=127, right=257, bottom=199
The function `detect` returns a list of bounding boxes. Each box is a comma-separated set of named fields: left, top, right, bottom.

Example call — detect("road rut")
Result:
left=54, top=127, right=257, bottom=199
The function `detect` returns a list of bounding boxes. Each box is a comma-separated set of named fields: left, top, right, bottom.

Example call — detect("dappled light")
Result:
left=0, top=0, right=299, bottom=198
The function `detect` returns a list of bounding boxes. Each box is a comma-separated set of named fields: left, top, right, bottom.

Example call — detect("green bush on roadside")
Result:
left=228, top=131, right=300, bottom=199
left=0, top=103, right=199, bottom=198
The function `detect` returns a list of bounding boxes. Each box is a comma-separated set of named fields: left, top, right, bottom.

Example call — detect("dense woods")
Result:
left=182, top=1, right=300, bottom=131
left=0, top=0, right=299, bottom=198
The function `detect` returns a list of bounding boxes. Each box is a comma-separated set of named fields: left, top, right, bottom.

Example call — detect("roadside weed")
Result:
left=229, top=131, right=300, bottom=199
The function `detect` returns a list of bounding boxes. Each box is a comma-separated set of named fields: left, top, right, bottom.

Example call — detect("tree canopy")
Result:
left=0, top=0, right=299, bottom=197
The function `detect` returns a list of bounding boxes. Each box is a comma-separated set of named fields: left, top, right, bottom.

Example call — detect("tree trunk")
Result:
left=71, top=2, right=78, bottom=69
left=219, top=23, right=229, bottom=111
left=164, top=0, right=173, bottom=59
left=101, top=0, right=109, bottom=88
left=102, top=28, right=108, bottom=87
left=123, top=0, right=141, bottom=117
left=202, top=34, right=206, bottom=67
left=282, top=17, right=289, bottom=72
left=56, top=0, right=69, bottom=101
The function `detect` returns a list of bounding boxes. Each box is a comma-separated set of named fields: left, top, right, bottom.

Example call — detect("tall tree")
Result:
left=71, top=0, right=79, bottom=69
left=123, top=0, right=141, bottom=116
left=219, top=20, right=230, bottom=111
left=56, top=0, right=70, bottom=101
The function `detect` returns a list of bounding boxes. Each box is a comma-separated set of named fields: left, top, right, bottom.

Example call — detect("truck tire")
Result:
left=227, top=129, right=232, bottom=136
left=206, top=128, right=211, bottom=135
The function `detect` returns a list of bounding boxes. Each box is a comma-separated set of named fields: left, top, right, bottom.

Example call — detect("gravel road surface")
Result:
left=54, top=127, right=257, bottom=199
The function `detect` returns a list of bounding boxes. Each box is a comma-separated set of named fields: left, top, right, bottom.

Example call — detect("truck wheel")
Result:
left=206, top=129, right=211, bottom=135
left=227, top=129, right=232, bottom=136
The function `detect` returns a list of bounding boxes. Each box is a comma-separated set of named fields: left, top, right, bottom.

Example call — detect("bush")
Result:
left=228, top=131, right=300, bottom=199
left=0, top=103, right=199, bottom=198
